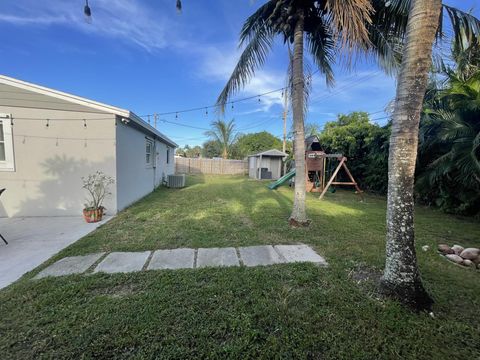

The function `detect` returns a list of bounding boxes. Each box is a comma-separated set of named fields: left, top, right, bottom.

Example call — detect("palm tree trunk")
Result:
left=381, top=0, right=442, bottom=311
left=289, top=11, right=308, bottom=226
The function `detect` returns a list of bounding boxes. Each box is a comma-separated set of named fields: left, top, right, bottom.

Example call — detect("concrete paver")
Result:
left=238, top=245, right=285, bottom=267
left=196, top=247, right=239, bottom=268
left=274, top=245, right=328, bottom=266
left=94, top=251, right=151, bottom=274
left=35, top=253, right=105, bottom=279
left=147, top=248, right=195, bottom=270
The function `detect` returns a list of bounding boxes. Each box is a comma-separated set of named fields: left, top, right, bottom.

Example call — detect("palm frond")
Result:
left=325, top=0, right=373, bottom=52
left=443, top=5, right=480, bottom=52
left=217, top=24, right=275, bottom=110
left=305, top=18, right=335, bottom=85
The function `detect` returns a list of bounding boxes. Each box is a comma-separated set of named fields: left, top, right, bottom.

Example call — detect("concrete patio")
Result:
left=0, top=216, right=112, bottom=289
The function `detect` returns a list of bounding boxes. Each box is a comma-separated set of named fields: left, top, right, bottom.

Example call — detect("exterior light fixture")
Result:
left=84, top=0, right=92, bottom=23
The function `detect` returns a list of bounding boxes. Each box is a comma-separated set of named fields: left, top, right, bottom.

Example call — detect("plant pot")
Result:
left=83, top=207, right=104, bottom=223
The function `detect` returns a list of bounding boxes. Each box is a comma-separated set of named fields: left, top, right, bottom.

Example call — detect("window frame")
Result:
left=0, top=114, right=15, bottom=172
left=145, top=138, right=154, bottom=168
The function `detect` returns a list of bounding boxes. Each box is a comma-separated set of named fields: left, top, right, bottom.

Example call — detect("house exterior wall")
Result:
left=0, top=106, right=117, bottom=217
left=115, top=121, right=175, bottom=211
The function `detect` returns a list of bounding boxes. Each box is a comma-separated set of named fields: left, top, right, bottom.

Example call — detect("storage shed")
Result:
left=248, top=149, right=287, bottom=180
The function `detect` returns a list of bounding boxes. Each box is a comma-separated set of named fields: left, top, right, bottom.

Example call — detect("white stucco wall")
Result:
left=115, top=121, right=175, bottom=211
left=0, top=106, right=117, bottom=217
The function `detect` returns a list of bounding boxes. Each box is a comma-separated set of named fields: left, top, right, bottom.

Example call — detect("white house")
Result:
left=0, top=75, right=177, bottom=217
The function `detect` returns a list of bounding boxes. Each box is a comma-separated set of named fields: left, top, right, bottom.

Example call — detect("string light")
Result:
left=46, top=119, right=50, bottom=128
left=84, top=119, right=87, bottom=128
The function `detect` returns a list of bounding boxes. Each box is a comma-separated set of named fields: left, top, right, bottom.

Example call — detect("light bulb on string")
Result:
left=46, top=119, right=50, bottom=128
left=84, top=119, right=87, bottom=128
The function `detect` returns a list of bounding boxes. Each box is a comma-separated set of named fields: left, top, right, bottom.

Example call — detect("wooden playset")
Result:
left=304, top=136, right=363, bottom=199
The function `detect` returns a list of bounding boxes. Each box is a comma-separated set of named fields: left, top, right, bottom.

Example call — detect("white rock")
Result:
left=451, top=245, right=464, bottom=256
left=459, top=248, right=480, bottom=260
left=422, top=245, right=430, bottom=252
left=438, top=244, right=454, bottom=255
left=445, top=254, right=464, bottom=264
left=462, top=259, right=473, bottom=267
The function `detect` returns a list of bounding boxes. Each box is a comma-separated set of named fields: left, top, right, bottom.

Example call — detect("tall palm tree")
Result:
left=204, top=119, right=237, bottom=159
left=216, top=0, right=374, bottom=226
left=380, top=0, right=480, bottom=310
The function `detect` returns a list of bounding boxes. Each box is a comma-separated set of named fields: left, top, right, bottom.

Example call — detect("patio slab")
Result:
left=239, top=245, right=286, bottom=267
left=35, top=253, right=105, bottom=279
left=94, top=251, right=151, bottom=274
left=0, top=216, right=112, bottom=289
left=148, top=248, right=195, bottom=270
left=274, top=245, right=328, bottom=266
left=196, top=247, right=239, bottom=268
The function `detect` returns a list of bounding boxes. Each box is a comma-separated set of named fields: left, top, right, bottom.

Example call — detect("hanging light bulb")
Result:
left=83, top=119, right=87, bottom=128
left=176, top=0, right=182, bottom=12
left=258, top=96, right=261, bottom=103
left=46, top=119, right=50, bottom=128
left=205, top=108, right=208, bottom=116
left=175, top=112, right=178, bottom=119
left=84, top=0, right=92, bottom=23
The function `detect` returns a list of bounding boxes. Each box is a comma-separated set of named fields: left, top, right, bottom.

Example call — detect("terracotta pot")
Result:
left=83, top=207, right=104, bottom=223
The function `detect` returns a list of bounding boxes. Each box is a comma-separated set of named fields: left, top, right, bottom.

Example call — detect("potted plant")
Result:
left=82, top=171, right=114, bottom=223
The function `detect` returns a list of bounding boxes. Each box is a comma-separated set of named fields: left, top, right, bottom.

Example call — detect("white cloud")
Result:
left=0, top=0, right=174, bottom=52
left=192, top=43, right=286, bottom=111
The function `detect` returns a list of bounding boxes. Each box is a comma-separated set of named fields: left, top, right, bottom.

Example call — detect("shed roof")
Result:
left=248, top=149, right=287, bottom=157
left=0, top=74, right=177, bottom=147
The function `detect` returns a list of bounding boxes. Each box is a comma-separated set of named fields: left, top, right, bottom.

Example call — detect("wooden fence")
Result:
left=175, top=157, right=248, bottom=175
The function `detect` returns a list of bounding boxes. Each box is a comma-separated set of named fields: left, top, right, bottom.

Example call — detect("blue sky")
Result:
left=0, top=0, right=478, bottom=147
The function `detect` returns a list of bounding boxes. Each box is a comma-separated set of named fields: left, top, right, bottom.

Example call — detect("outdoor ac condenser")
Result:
left=167, top=174, right=186, bottom=188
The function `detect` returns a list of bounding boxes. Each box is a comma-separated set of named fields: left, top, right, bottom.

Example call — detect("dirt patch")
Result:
left=348, top=264, right=384, bottom=302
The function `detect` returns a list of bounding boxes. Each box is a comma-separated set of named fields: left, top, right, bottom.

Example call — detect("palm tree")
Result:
left=417, top=67, right=480, bottom=215
left=216, top=0, right=374, bottom=226
left=204, top=119, right=237, bottom=159
left=380, top=0, right=480, bottom=310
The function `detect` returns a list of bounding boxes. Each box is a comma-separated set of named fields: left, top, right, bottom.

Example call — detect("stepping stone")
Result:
left=94, top=251, right=150, bottom=274
left=238, top=245, right=286, bottom=267
left=274, top=245, right=328, bottom=266
left=35, top=253, right=105, bottom=279
left=148, top=248, right=195, bottom=270
left=196, top=247, right=239, bottom=268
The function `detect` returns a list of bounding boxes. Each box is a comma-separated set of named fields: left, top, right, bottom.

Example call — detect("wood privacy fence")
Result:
left=175, top=157, right=248, bottom=175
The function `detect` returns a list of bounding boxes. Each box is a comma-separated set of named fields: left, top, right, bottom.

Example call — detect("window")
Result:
left=0, top=114, right=15, bottom=171
left=145, top=138, right=153, bottom=166
left=166, top=148, right=170, bottom=164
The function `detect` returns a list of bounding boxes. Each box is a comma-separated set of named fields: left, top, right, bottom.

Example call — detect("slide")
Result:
left=268, top=169, right=296, bottom=190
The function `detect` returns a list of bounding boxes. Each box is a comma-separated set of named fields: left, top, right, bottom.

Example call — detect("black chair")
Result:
left=0, top=188, right=7, bottom=245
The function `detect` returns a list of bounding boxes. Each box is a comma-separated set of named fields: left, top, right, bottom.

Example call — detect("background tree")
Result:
left=417, top=55, right=480, bottom=216
left=204, top=119, right=238, bottom=159
left=202, top=140, right=222, bottom=158
left=318, top=112, right=390, bottom=193
left=233, top=131, right=284, bottom=158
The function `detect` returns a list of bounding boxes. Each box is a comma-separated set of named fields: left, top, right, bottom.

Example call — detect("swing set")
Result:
left=305, top=136, right=363, bottom=200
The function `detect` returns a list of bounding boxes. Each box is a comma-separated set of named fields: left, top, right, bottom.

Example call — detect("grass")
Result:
left=1, top=175, right=479, bottom=359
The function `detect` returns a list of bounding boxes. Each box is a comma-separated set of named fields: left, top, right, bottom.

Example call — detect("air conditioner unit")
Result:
left=167, top=174, right=186, bottom=188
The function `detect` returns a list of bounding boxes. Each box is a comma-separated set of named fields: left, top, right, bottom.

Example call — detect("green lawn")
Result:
left=1, top=175, right=479, bottom=359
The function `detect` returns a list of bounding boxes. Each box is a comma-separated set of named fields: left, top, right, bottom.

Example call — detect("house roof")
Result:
left=0, top=74, right=177, bottom=148
left=248, top=149, right=287, bottom=157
